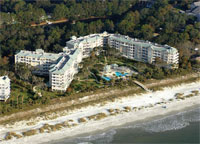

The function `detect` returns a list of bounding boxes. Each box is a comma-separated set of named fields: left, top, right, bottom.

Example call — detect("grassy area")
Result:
left=1, top=74, right=199, bottom=125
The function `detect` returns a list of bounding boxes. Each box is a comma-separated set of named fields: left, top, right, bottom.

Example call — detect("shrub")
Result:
left=5, top=132, right=22, bottom=140
left=78, top=118, right=87, bottom=123
left=42, top=124, right=51, bottom=130
left=148, top=104, right=153, bottom=107
left=22, top=129, right=37, bottom=136
left=71, top=123, right=78, bottom=127
left=177, top=96, right=185, bottom=100
left=4, top=132, right=12, bottom=140
left=39, top=128, right=44, bottom=133
left=63, top=121, right=70, bottom=127
left=49, top=125, right=57, bottom=131
left=54, top=123, right=63, bottom=130
left=124, top=106, right=131, bottom=112
left=107, top=109, right=114, bottom=113
left=175, top=93, right=184, bottom=97
left=115, top=109, right=121, bottom=114
left=11, top=132, right=22, bottom=139
left=27, top=122, right=36, bottom=126
left=185, top=94, right=194, bottom=98
left=87, top=115, right=96, bottom=120
left=110, top=113, right=117, bottom=116
left=95, top=113, right=107, bottom=120
left=191, top=90, right=199, bottom=95
left=132, top=107, right=137, bottom=110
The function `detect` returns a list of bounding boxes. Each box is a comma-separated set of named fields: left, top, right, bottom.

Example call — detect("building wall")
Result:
left=15, top=32, right=179, bottom=91
left=49, top=49, right=83, bottom=91
left=107, top=35, right=179, bottom=65
left=66, top=32, right=110, bottom=58
left=15, top=50, right=60, bottom=75
left=0, top=76, right=10, bottom=101
left=197, top=13, right=200, bottom=21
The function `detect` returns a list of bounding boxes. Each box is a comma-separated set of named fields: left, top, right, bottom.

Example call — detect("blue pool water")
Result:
left=115, top=72, right=128, bottom=77
left=102, top=72, right=129, bottom=81
left=102, top=76, right=111, bottom=81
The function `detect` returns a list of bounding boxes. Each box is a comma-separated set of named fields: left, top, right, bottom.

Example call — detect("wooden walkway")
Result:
left=133, top=80, right=151, bottom=92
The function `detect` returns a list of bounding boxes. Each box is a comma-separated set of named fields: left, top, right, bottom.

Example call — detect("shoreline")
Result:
left=0, top=81, right=200, bottom=144
left=56, top=104, right=200, bottom=142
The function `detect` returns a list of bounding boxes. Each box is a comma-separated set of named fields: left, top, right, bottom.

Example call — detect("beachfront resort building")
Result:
left=15, top=49, right=62, bottom=75
left=65, top=32, right=109, bottom=58
left=108, top=34, right=179, bottom=65
left=49, top=48, right=83, bottom=91
left=15, top=32, right=179, bottom=91
left=189, top=1, right=200, bottom=21
left=0, top=76, right=10, bottom=101
left=15, top=48, right=83, bottom=91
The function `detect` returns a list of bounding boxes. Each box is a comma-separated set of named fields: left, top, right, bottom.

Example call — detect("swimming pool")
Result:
left=115, top=72, right=128, bottom=77
left=101, top=76, right=111, bottom=81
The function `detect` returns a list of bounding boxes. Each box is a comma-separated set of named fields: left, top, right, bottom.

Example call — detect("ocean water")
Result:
left=49, top=107, right=200, bottom=144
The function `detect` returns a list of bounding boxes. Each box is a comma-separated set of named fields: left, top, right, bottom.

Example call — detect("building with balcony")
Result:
left=185, top=1, right=200, bottom=22
left=15, top=32, right=179, bottom=91
left=15, top=49, right=62, bottom=75
left=0, top=76, right=10, bottom=101
left=15, top=48, right=83, bottom=91
left=49, top=48, right=83, bottom=91
left=108, top=34, right=179, bottom=66
left=66, top=32, right=110, bottom=58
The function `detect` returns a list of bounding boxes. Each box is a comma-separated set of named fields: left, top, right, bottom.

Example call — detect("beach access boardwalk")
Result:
left=133, top=80, right=151, bottom=92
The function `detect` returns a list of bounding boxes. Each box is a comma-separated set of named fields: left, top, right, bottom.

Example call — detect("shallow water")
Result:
left=48, top=107, right=200, bottom=144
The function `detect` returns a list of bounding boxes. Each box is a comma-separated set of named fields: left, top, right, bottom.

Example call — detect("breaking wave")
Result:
left=126, top=107, right=200, bottom=133
left=74, top=129, right=116, bottom=144
left=50, top=107, right=200, bottom=144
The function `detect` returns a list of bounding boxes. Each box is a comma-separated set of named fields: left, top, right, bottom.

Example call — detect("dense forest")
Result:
left=0, top=0, right=199, bottom=56
left=0, top=0, right=200, bottom=114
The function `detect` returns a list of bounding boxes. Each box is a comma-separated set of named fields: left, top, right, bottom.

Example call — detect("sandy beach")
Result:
left=0, top=81, right=200, bottom=144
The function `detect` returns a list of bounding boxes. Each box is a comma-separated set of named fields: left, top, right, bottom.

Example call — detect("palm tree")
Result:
left=21, top=95, right=24, bottom=107
left=16, top=95, right=19, bottom=108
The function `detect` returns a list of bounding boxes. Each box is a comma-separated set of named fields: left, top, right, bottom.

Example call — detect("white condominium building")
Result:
left=15, top=49, right=62, bottom=75
left=108, top=34, right=179, bottom=65
left=15, top=32, right=179, bottom=91
left=15, top=48, right=83, bottom=91
left=49, top=48, right=83, bottom=91
left=0, top=76, right=10, bottom=101
left=66, top=32, right=110, bottom=58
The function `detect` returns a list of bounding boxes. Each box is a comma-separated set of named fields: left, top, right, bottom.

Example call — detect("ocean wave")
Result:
left=142, top=117, right=190, bottom=133
left=73, top=129, right=116, bottom=144
left=122, top=107, right=200, bottom=133
left=77, top=142, right=93, bottom=144
left=181, top=107, right=200, bottom=122
left=51, top=107, right=200, bottom=144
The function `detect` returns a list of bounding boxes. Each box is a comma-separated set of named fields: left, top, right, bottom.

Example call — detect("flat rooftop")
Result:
left=15, top=49, right=61, bottom=60
left=0, top=76, right=10, bottom=84
left=109, top=34, right=178, bottom=53
left=49, top=48, right=81, bottom=74
left=66, top=34, right=103, bottom=46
